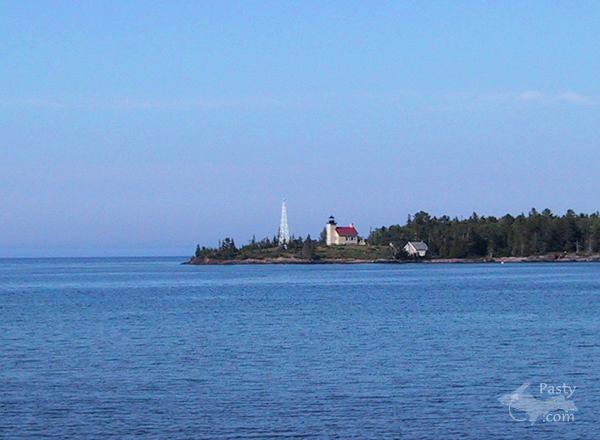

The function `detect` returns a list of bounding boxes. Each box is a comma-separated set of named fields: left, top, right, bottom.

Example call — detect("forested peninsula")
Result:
left=185, top=209, right=600, bottom=264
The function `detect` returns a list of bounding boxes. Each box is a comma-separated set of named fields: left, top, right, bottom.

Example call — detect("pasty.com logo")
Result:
left=499, top=382, right=577, bottom=424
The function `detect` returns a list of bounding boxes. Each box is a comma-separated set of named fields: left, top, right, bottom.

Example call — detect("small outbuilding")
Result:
left=404, top=241, right=428, bottom=257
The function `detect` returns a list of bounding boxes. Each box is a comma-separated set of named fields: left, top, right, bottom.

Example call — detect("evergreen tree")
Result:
left=302, top=234, right=316, bottom=260
left=319, top=227, right=327, bottom=243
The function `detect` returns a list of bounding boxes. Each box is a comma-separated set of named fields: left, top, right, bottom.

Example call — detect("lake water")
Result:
left=1, top=258, right=599, bottom=439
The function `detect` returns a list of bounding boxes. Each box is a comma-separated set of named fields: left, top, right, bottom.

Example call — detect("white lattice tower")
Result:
left=278, top=200, right=290, bottom=245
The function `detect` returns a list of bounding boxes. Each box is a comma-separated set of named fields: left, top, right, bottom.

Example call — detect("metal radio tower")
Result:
left=278, top=200, right=290, bottom=245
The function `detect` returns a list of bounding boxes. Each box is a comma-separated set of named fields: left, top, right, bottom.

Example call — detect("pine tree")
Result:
left=302, top=235, right=316, bottom=260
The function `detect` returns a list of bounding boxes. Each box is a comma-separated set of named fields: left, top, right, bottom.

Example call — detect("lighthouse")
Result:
left=325, top=215, right=359, bottom=246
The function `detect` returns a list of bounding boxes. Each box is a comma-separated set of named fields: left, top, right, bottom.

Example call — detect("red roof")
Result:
left=336, top=226, right=358, bottom=236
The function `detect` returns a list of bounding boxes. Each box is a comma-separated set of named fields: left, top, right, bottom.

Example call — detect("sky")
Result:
left=2, top=1, right=600, bottom=257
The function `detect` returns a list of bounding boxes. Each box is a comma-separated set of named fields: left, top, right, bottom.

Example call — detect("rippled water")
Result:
left=1, top=258, right=599, bottom=438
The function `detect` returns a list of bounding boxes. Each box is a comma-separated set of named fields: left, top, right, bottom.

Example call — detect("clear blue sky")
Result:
left=2, top=1, right=600, bottom=256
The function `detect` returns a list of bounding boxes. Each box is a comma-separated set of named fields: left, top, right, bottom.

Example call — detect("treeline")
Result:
left=195, top=235, right=317, bottom=260
left=368, top=209, right=600, bottom=258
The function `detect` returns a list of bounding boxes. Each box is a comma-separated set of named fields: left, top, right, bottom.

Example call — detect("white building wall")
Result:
left=326, top=224, right=337, bottom=246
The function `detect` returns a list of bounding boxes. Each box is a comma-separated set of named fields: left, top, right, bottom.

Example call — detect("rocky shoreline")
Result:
left=183, top=256, right=389, bottom=265
left=183, top=254, right=600, bottom=265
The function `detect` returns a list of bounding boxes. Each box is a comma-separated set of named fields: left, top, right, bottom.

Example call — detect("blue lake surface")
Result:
left=1, top=258, right=599, bottom=439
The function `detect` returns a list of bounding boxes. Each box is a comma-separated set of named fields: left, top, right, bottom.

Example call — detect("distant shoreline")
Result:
left=183, top=254, right=600, bottom=265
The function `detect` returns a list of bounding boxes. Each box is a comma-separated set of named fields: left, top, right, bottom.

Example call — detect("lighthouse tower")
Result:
left=325, top=215, right=337, bottom=246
